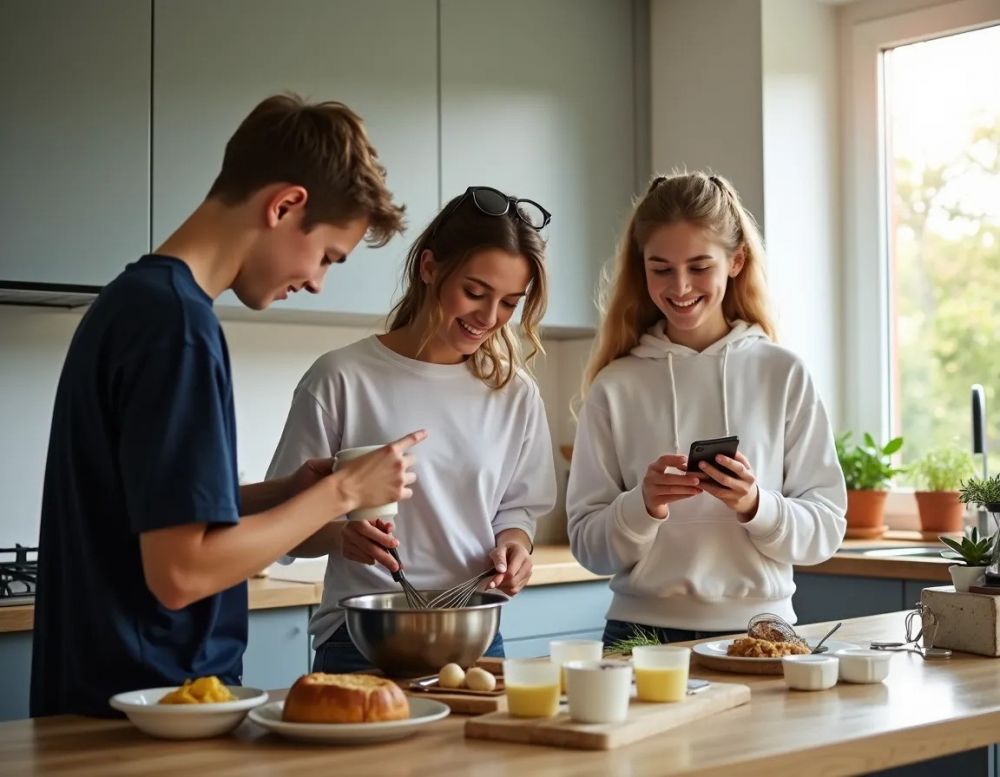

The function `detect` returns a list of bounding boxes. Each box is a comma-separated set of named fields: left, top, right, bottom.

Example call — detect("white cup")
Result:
left=835, top=648, right=893, bottom=684
left=332, top=445, right=397, bottom=521
left=550, top=639, right=603, bottom=692
left=782, top=654, right=839, bottom=691
left=565, top=659, right=632, bottom=724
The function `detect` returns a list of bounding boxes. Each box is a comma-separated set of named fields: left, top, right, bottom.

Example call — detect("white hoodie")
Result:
left=567, top=321, right=846, bottom=630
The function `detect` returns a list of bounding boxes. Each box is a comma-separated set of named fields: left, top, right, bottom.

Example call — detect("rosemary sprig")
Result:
left=604, top=625, right=663, bottom=656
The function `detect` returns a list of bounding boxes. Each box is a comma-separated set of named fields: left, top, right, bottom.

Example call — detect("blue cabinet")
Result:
left=793, top=574, right=944, bottom=626
left=0, top=631, right=32, bottom=721
left=244, top=607, right=312, bottom=691
left=501, top=580, right=613, bottom=658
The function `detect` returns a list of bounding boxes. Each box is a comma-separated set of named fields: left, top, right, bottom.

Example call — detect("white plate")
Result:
left=247, top=697, right=450, bottom=744
left=109, top=685, right=268, bottom=739
left=693, top=638, right=858, bottom=662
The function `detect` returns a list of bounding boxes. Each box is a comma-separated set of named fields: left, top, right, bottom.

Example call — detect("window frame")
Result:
left=843, top=0, right=1000, bottom=519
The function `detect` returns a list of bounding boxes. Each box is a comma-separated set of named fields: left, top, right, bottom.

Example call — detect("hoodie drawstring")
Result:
left=721, top=344, right=731, bottom=436
left=667, top=352, right=680, bottom=451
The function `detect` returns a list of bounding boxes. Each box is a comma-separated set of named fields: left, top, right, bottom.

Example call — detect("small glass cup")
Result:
left=503, top=659, right=561, bottom=718
left=550, top=639, right=603, bottom=692
left=632, top=645, right=690, bottom=703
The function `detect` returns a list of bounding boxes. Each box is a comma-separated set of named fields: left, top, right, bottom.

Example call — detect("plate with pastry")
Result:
left=692, top=637, right=858, bottom=675
left=248, top=672, right=449, bottom=744
left=109, top=676, right=268, bottom=739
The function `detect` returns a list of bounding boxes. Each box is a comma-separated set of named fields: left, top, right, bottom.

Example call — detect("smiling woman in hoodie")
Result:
left=567, top=171, right=847, bottom=647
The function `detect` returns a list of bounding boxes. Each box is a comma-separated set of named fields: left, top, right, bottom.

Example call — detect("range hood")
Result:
left=0, top=281, right=101, bottom=308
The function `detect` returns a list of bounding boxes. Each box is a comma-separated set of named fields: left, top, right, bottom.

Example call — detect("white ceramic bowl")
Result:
left=781, top=655, right=839, bottom=691
left=109, top=685, right=268, bottom=739
left=835, top=648, right=893, bottom=683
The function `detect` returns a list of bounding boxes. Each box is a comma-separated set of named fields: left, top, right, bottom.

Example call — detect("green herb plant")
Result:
left=835, top=432, right=905, bottom=491
left=908, top=447, right=976, bottom=492
left=605, top=626, right=662, bottom=656
left=939, top=526, right=994, bottom=566
left=958, top=473, right=1000, bottom=509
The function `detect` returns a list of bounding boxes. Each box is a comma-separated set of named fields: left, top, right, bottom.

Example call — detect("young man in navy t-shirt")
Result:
left=30, top=95, right=426, bottom=717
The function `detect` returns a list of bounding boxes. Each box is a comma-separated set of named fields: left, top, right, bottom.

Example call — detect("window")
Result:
left=885, top=24, right=1000, bottom=468
left=845, top=0, right=1000, bottom=496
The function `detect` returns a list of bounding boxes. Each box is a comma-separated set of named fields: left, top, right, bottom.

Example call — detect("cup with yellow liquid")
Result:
left=549, top=639, right=603, bottom=693
left=633, top=645, right=690, bottom=703
left=503, top=659, right=561, bottom=718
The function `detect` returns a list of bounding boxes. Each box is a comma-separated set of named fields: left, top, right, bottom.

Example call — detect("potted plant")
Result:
left=939, top=526, right=994, bottom=592
left=835, top=432, right=905, bottom=538
left=907, top=447, right=976, bottom=534
left=958, top=474, right=1000, bottom=584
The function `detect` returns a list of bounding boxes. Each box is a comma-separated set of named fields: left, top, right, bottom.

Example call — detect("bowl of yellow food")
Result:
left=109, top=676, right=268, bottom=739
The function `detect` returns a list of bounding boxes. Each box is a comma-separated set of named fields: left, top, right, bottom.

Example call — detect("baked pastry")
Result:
left=282, top=673, right=410, bottom=723
left=727, top=636, right=811, bottom=658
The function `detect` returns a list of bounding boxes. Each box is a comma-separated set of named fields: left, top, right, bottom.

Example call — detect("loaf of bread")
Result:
left=282, top=673, right=410, bottom=723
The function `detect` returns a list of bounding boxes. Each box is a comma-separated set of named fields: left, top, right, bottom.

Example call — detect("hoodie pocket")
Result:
left=624, top=521, right=791, bottom=601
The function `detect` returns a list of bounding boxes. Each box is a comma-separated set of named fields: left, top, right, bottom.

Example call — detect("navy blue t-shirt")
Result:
left=30, top=256, right=246, bottom=717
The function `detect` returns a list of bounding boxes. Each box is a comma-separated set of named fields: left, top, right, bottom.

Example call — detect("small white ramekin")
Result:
left=835, top=648, right=893, bottom=683
left=782, top=654, right=839, bottom=691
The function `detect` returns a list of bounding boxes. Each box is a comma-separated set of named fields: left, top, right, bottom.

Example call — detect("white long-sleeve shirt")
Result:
left=267, top=336, right=556, bottom=647
left=567, top=321, right=846, bottom=631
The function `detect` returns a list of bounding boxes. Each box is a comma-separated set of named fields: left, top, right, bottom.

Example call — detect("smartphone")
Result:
left=687, top=679, right=710, bottom=694
left=686, top=435, right=740, bottom=480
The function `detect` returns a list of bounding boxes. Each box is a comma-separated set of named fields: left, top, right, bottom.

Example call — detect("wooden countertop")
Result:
left=0, top=538, right=952, bottom=635
left=3, top=611, right=999, bottom=776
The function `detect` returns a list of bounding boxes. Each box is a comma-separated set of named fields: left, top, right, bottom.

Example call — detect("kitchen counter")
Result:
left=3, top=611, right=999, bottom=776
left=0, top=546, right=609, bottom=634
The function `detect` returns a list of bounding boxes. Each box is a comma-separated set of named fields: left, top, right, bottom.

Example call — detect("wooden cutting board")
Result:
left=465, top=680, right=750, bottom=750
left=401, top=658, right=507, bottom=715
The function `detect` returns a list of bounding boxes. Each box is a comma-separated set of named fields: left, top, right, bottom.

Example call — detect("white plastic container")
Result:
left=835, top=648, right=893, bottom=683
left=564, top=659, right=633, bottom=724
left=781, top=654, right=839, bottom=691
left=333, top=445, right=397, bottom=520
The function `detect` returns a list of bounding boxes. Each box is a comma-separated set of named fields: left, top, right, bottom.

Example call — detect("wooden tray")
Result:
left=465, top=680, right=750, bottom=750
left=400, top=660, right=507, bottom=715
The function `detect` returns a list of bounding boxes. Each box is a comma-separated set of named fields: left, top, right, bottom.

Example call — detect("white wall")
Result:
left=761, top=0, right=841, bottom=415
left=0, top=307, right=586, bottom=546
left=650, top=0, right=843, bottom=423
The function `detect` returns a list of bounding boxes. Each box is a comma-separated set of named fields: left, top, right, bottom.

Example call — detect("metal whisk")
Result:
left=387, top=546, right=428, bottom=609
left=424, top=568, right=497, bottom=609
left=747, top=613, right=808, bottom=646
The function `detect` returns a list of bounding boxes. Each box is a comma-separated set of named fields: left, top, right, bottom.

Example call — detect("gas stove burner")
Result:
left=0, top=544, right=38, bottom=605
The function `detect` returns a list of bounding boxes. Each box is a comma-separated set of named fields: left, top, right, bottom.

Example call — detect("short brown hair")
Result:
left=207, top=93, right=405, bottom=247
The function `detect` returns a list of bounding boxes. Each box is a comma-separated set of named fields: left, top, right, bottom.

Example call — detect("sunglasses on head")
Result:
left=432, top=186, right=552, bottom=238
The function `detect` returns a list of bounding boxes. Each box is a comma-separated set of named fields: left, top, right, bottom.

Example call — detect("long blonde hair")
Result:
left=386, top=191, right=548, bottom=390
left=582, top=170, right=775, bottom=396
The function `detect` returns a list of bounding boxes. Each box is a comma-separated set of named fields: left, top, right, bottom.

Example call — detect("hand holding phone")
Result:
left=686, top=436, right=740, bottom=482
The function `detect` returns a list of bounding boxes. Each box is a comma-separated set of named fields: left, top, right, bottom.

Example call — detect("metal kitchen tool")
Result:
left=386, top=546, right=428, bottom=609
left=746, top=613, right=838, bottom=652
left=811, top=622, right=843, bottom=654
left=425, top=568, right=498, bottom=609
left=870, top=603, right=952, bottom=659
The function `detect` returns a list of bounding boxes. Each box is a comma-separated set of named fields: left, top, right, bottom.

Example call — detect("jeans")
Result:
left=314, top=624, right=506, bottom=674
left=601, top=619, right=731, bottom=651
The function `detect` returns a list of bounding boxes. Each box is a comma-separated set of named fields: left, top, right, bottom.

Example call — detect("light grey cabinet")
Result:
left=152, top=0, right=439, bottom=316
left=244, top=607, right=312, bottom=691
left=440, top=0, right=639, bottom=330
left=0, top=0, right=151, bottom=285
left=0, top=631, right=32, bottom=721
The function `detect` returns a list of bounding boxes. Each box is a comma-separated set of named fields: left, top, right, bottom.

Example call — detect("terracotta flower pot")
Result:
left=845, top=490, right=888, bottom=538
left=914, top=491, right=965, bottom=534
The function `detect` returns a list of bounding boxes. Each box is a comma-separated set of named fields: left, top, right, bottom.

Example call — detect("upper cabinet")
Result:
left=152, top=0, right=438, bottom=316
left=439, top=0, right=638, bottom=330
left=0, top=0, right=151, bottom=285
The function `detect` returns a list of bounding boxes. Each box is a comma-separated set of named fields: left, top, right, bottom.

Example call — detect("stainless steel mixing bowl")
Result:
left=339, top=590, right=507, bottom=677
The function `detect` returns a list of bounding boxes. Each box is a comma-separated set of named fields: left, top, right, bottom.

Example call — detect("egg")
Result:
left=438, top=663, right=466, bottom=689
left=464, top=667, right=497, bottom=692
